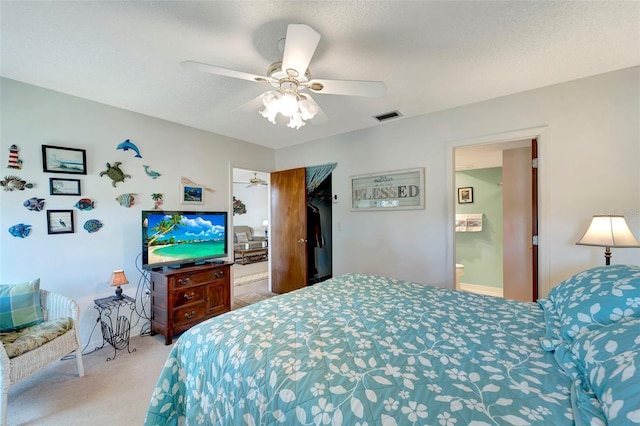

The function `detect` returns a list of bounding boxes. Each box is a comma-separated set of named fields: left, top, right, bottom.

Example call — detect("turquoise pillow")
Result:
left=0, top=279, right=45, bottom=332
left=570, top=317, right=640, bottom=424
left=548, top=265, right=640, bottom=341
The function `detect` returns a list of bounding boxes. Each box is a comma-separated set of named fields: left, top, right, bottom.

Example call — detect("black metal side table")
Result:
left=94, top=294, right=137, bottom=361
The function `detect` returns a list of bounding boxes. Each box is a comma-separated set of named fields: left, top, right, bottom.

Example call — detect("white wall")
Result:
left=0, top=78, right=275, bottom=347
left=275, top=67, right=640, bottom=297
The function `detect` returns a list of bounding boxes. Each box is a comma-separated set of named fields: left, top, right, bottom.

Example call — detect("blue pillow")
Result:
left=548, top=265, right=640, bottom=341
left=570, top=316, right=640, bottom=424
left=0, top=278, right=44, bottom=332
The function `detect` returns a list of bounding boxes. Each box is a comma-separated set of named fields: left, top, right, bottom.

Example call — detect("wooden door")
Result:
left=270, top=168, right=307, bottom=293
left=502, top=139, right=537, bottom=301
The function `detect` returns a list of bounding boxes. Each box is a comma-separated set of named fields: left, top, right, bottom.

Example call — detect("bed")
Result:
left=144, top=265, right=640, bottom=425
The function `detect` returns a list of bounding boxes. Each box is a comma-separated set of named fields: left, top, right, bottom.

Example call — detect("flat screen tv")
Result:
left=141, top=210, right=228, bottom=270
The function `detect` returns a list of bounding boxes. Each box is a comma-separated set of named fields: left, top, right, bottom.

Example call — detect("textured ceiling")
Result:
left=1, top=1, right=638, bottom=150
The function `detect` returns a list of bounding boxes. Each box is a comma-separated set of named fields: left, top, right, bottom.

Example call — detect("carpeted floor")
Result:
left=232, top=260, right=268, bottom=287
left=233, top=290, right=278, bottom=308
left=7, top=334, right=173, bottom=425
left=7, top=276, right=275, bottom=426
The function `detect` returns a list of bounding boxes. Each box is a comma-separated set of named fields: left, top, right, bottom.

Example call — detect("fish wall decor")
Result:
left=75, top=198, right=95, bottom=210
left=116, top=139, right=142, bottom=158
left=24, top=197, right=45, bottom=211
left=83, top=219, right=103, bottom=233
left=8, top=223, right=32, bottom=238
left=116, top=193, right=135, bottom=207
left=1, top=175, right=33, bottom=191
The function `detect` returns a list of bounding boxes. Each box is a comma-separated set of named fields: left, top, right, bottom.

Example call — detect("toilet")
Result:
left=455, top=264, right=465, bottom=291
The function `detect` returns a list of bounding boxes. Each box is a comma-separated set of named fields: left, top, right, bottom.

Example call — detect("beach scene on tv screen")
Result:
left=145, top=213, right=226, bottom=265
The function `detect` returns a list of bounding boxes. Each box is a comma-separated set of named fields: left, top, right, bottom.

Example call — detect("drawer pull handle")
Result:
left=184, top=292, right=194, bottom=300
left=178, top=278, right=191, bottom=286
left=185, top=311, right=196, bottom=319
left=215, top=271, right=223, bottom=278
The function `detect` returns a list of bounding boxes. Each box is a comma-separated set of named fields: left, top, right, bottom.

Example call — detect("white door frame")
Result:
left=446, top=126, right=551, bottom=296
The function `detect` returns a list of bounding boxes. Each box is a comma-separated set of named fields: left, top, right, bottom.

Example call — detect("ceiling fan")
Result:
left=181, top=24, right=386, bottom=129
left=234, top=173, right=268, bottom=188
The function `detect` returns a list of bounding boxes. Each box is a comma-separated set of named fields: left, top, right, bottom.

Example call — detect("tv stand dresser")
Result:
left=150, top=262, right=231, bottom=345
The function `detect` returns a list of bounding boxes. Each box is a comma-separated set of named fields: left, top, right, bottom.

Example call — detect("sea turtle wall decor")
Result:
left=99, top=162, right=131, bottom=187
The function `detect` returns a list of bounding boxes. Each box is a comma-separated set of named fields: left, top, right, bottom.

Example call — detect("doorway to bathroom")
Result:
left=454, top=138, right=538, bottom=302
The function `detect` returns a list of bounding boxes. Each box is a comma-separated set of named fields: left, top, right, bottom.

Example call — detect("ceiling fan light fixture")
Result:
left=287, top=112, right=305, bottom=129
left=279, top=91, right=299, bottom=117
left=260, top=91, right=281, bottom=123
left=299, top=96, right=318, bottom=120
left=259, top=85, right=318, bottom=129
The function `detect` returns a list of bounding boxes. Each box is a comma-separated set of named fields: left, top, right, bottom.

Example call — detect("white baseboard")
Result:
left=459, top=282, right=504, bottom=298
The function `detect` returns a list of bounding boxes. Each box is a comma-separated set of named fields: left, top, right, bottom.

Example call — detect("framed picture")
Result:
left=49, top=178, right=81, bottom=196
left=350, top=167, right=425, bottom=211
left=42, top=145, right=87, bottom=174
left=180, top=183, right=204, bottom=205
left=458, top=187, right=474, bottom=204
left=47, top=210, right=75, bottom=234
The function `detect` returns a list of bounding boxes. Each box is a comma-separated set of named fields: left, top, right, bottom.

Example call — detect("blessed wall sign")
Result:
left=350, top=167, right=425, bottom=211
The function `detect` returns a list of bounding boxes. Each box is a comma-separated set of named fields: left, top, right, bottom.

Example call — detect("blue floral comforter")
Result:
left=144, top=273, right=574, bottom=425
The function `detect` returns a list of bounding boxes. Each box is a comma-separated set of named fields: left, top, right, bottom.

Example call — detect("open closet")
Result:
left=270, top=163, right=335, bottom=293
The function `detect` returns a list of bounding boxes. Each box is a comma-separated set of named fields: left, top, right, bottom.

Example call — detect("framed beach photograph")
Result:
left=42, top=145, right=87, bottom=174
left=458, top=187, right=474, bottom=204
left=49, top=178, right=81, bottom=196
left=47, top=210, right=75, bottom=234
left=180, top=183, right=204, bottom=205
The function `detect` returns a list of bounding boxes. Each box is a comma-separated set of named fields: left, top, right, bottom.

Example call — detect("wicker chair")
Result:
left=0, top=289, right=85, bottom=426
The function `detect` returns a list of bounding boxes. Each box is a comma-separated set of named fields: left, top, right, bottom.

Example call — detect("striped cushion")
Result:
left=0, top=279, right=44, bottom=332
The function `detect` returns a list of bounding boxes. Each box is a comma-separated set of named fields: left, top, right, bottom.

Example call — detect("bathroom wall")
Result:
left=455, top=167, right=503, bottom=288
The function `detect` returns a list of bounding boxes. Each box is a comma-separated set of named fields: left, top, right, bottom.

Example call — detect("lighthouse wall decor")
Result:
left=8, top=144, right=22, bottom=169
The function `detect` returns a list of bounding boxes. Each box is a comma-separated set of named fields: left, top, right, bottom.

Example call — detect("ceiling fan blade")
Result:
left=281, top=24, right=321, bottom=78
left=230, top=94, right=265, bottom=114
left=181, top=60, right=271, bottom=83
left=307, top=79, right=386, bottom=97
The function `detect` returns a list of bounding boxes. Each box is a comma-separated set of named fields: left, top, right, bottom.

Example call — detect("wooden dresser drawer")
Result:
left=171, top=269, right=219, bottom=289
left=173, top=302, right=206, bottom=327
left=173, top=286, right=205, bottom=308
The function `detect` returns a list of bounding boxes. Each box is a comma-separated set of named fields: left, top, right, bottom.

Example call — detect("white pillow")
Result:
left=235, top=232, right=249, bottom=244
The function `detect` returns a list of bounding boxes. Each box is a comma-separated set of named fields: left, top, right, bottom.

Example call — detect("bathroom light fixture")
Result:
left=109, top=270, right=129, bottom=300
left=576, top=215, right=640, bottom=265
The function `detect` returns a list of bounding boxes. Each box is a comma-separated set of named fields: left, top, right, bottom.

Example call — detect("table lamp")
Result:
left=109, top=270, right=129, bottom=300
left=576, top=215, right=640, bottom=265
left=262, top=219, right=268, bottom=238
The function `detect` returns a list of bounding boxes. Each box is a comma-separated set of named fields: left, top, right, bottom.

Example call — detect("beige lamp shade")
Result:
left=576, top=215, right=640, bottom=247
left=109, top=270, right=129, bottom=286
left=576, top=215, right=640, bottom=265
left=109, top=270, right=129, bottom=300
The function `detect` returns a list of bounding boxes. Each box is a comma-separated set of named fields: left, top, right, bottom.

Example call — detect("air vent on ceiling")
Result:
left=374, top=110, right=403, bottom=122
